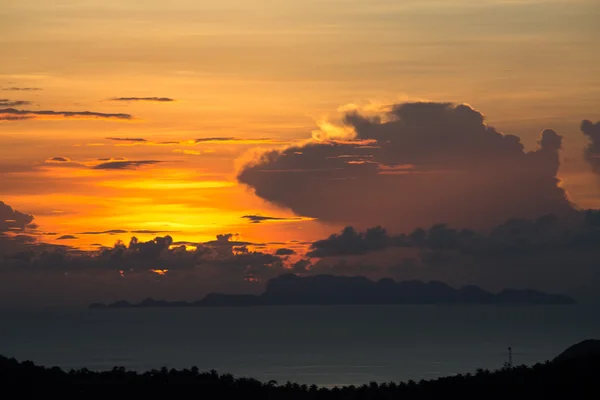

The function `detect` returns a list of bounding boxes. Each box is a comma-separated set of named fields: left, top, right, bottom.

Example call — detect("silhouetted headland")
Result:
left=89, top=274, right=575, bottom=308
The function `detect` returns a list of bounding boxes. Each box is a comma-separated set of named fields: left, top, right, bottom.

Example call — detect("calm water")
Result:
left=1, top=305, right=598, bottom=387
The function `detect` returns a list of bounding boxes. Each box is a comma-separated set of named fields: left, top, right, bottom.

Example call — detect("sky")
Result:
left=1, top=0, right=600, bottom=306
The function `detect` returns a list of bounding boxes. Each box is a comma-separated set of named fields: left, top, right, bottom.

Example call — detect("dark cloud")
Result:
left=92, top=160, right=162, bottom=170
left=0, top=202, right=40, bottom=259
left=43, top=157, right=84, bottom=168
left=204, top=233, right=255, bottom=248
left=1, top=87, right=42, bottom=91
left=238, top=102, right=576, bottom=231
left=0, top=231, right=290, bottom=306
left=241, top=215, right=304, bottom=224
left=106, top=137, right=147, bottom=142
left=0, top=232, right=282, bottom=274
left=130, top=230, right=179, bottom=235
left=158, top=137, right=284, bottom=145
left=4, top=205, right=600, bottom=305
left=76, top=229, right=176, bottom=235
left=0, top=201, right=34, bottom=232
left=194, top=137, right=267, bottom=143
left=291, top=259, right=311, bottom=273
left=77, top=230, right=129, bottom=235
left=308, top=226, right=392, bottom=258
left=307, top=213, right=588, bottom=258
left=110, top=97, right=174, bottom=102
left=47, top=157, right=70, bottom=163
left=217, top=233, right=234, bottom=241
left=0, top=99, right=32, bottom=107
left=0, top=108, right=132, bottom=121
left=275, top=248, right=296, bottom=256
left=56, top=235, right=78, bottom=240
left=0, top=115, right=33, bottom=121
left=300, top=211, right=600, bottom=300
left=581, top=120, right=600, bottom=177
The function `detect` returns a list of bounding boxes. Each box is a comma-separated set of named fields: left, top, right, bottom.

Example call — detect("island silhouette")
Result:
left=89, top=274, right=575, bottom=308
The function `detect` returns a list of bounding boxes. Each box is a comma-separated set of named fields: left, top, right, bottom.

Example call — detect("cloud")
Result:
left=194, top=137, right=269, bottom=143
left=0, top=108, right=133, bottom=121
left=0, top=202, right=39, bottom=258
left=294, top=210, right=600, bottom=301
left=217, top=233, right=236, bottom=242
left=76, top=229, right=176, bottom=235
left=0, top=201, right=34, bottom=232
left=105, top=137, right=147, bottom=142
left=56, top=235, right=78, bottom=240
left=130, top=230, right=179, bottom=235
left=307, top=215, right=574, bottom=258
left=42, top=157, right=85, bottom=169
left=0, top=99, right=32, bottom=107
left=241, top=215, right=306, bottom=224
left=4, top=203, right=600, bottom=305
left=1, top=87, right=42, bottom=91
left=0, top=115, right=33, bottom=121
left=291, top=259, right=311, bottom=273
left=0, top=230, right=291, bottom=306
left=0, top=234, right=280, bottom=274
left=77, top=230, right=129, bottom=235
left=160, top=137, right=286, bottom=145
left=109, top=97, right=174, bottom=102
left=92, top=160, right=162, bottom=170
left=46, top=157, right=71, bottom=163
left=308, top=226, right=392, bottom=258
left=581, top=120, right=600, bottom=177
left=203, top=233, right=254, bottom=247
left=238, top=102, right=576, bottom=231
left=275, top=248, right=296, bottom=256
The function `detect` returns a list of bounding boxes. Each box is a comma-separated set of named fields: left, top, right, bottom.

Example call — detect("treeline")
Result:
left=1, top=354, right=599, bottom=399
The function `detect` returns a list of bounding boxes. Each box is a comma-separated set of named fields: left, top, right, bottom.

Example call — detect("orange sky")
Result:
left=1, top=0, right=600, bottom=252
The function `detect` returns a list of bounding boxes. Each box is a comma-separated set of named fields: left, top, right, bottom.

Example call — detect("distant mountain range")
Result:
left=89, top=274, right=575, bottom=308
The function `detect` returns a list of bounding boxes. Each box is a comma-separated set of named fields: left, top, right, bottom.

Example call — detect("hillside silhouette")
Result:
left=90, top=273, right=575, bottom=308
left=1, top=341, right=599, bottom=399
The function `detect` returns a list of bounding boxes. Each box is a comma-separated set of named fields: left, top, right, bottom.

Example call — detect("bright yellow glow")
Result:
left=98, top=180, right=236, bottom=190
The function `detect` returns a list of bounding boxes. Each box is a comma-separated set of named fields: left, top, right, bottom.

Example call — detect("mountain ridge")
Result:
left=89, top=274, right=575, bottom=308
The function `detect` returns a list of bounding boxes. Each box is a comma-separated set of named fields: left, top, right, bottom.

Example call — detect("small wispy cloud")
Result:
left=241, top=215, right=311, bottom=224
left=77, top=229, right=175, bottom=235
left=0, top=99, right=32, bottom=107
left=56, top=235, right=78, bottom=240
left=159, top=137, right=287, bottom=145
left=76, top=230, right=129, bottom=235
left=105, top=137, right=147, bottom=142
left=109, top=97, right=175, bottom=102
left=1, top=87, right=42, bottom=91
left=92, top=160, right=163, bottom=170
left=0, top=108, right=133, bottom=121
left=46, top=157, right=71, bottom=163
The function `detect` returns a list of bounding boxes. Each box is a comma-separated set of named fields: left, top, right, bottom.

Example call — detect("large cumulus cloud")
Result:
left=238, top=102, right=576, bottom=231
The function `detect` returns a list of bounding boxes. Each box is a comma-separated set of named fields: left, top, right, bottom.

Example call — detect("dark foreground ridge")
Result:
left=90, top=273, right=575, bottom=308
left=1, top=341, right=599, bottom=399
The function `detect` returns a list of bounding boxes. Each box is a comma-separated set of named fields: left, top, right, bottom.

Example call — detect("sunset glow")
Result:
left=1, top=0, right=599, bottom=307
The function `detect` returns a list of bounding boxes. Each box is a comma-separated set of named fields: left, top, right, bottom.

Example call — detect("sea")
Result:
left=1, top=305, right=598, bottom=387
